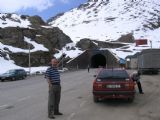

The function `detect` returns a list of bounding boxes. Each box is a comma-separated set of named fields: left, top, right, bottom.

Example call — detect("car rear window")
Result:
left=8, top=70, right=16, bottom=74
left=97, top=69, right=129, bottom=80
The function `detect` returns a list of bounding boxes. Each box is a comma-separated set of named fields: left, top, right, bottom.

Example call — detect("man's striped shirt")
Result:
left=45, top=66, right=60, bottom=84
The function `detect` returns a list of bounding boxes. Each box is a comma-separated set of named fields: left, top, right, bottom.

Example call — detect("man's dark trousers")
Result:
left=48, top=85, right=61, bottom=116
left=136, top=81, right=143, bottom=93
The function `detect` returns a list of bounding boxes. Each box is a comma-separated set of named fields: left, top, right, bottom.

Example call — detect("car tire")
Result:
left=93, top=96, right=99, bottom=103
left=1, top=79, right=4, bottom=82
left=128, top=97, right=134, bottom=103
left=11, top=77, right=16, bottom=81
left=22, top=76, right=26, bottom=79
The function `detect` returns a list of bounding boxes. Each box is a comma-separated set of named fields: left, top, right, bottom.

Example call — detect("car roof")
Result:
left=9, top=69, right=25, bottom=71
left=99, top=68, right=127, bottom=72
left=97, top=68, right=129, bottom=77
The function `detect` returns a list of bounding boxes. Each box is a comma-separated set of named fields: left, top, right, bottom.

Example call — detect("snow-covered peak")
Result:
left=49, top=0, right=160, bottom=43
left=0, top=13, right=31, bottom=28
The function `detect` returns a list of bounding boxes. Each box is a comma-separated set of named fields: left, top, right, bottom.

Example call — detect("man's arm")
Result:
left=47, top=79, right=52, bottom=88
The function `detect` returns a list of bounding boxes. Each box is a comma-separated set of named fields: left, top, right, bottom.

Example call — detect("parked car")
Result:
left=92, top=68, right=135, bottom=102
left=0, top=69, right=27, bottom=82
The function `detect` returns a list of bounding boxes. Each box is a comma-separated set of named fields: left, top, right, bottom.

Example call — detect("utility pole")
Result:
left=150, top=40, right=152, bottom=49
left=61, top=50, right=63, bottom=70
left=28, top=43, right=31, bottom=75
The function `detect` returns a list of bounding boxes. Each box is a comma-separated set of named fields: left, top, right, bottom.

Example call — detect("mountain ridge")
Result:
left=0, top=13, right=74, bottom=69
left=48, top=0, right=160, bottom=43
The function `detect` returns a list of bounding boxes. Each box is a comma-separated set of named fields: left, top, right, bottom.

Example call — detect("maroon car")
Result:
left=93, top=69, right=135, bottom=102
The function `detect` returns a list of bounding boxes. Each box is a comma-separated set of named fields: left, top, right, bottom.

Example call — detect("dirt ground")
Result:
left=0, top=69, right=160, bottom=120
left=133, top=73, right=160, bottom=120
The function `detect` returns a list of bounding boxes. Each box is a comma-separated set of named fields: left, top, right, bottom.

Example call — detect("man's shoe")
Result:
left=48, top=115, right=55, bottom=119
left=140, top=92, right=144, bottom=94
left=54, top=112, right=63, bottom=115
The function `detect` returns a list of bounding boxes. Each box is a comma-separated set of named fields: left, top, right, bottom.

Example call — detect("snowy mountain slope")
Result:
left=0, top=37, right=48, bottom=53
left=49, top=0, right=160, bottom=44
left=0, top=36, right=49, bottom=74
left=0, top=13, right=31, bottom=28
left=0, top=13, right=82, bottom=73
left=0, top=37, right=82, bottom=74
left=0, top=13, right=47, bottom=72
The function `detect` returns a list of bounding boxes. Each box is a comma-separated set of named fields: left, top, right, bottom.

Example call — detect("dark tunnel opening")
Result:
left=91, top=54, right=106, bottom=68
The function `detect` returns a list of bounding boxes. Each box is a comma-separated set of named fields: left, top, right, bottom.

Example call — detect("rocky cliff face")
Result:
left=9, top=51, right=51, bottom=67
left=76, top=38, right=127, bottom=50
left=0, top=13, right=72, bottom=67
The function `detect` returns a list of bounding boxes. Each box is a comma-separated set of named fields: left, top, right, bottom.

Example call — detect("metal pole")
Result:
left=62, top=57, right=63, bottom=70
left=29, top=44, right=31, bottom=75
left=62, top=50, right=63, bottom=70
left=150, top=40, right=152, bottom=49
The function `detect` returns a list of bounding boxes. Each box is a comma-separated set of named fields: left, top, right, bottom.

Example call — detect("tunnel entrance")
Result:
left=91, top=54, right=106, bottom=68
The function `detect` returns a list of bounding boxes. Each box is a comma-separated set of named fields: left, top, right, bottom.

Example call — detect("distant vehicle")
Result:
left=0, top=69, right=27, bottom=82
left=35, top=70, right=46, bottom=75
left=92, top=69, right=135, bottom=102
left=138, top=49, right=160, bottom=74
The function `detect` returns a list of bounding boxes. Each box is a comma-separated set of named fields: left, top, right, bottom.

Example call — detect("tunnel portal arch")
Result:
left=91, top=54, right=106, bottom=68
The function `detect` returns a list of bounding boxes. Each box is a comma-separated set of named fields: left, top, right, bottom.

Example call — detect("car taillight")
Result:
left=93, top=80, right=103, bottom=89
left=125, top=83, right=135, bottom=89
left=96, top=79, right=102, bottom=82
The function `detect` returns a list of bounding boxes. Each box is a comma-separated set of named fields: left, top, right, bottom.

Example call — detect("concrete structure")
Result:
left=66, top=49, right=120, bottom=69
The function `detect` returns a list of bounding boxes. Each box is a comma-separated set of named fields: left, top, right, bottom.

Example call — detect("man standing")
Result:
left=131, top=71, right=144, bottom=94
left=45, top=58, right=63, bottom=119
left=87, top=64, right=90, bottom=73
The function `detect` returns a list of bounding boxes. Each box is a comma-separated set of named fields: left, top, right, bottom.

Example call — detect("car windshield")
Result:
left=6, top=70, right=16, bottom=74
left=97, top=69, right=129, bottom=80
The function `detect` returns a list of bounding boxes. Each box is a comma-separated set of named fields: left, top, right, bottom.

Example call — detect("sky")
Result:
left=0, top=0, right=87, bottom=21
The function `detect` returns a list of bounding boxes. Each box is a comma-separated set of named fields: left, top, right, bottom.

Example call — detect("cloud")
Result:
left=0, top=0, right=53, bottom=12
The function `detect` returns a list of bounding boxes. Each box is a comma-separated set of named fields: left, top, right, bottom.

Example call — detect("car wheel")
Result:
left=1, top=79, right=4, bottom=82
left=11, top=77, right=16, bottom=81
left=93, top=96, right=99, bottom=103
left=128, top=97, right=134, bottom=103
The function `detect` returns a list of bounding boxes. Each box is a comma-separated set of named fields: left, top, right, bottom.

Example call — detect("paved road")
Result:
left=0, top=69, right=160, bottom=120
